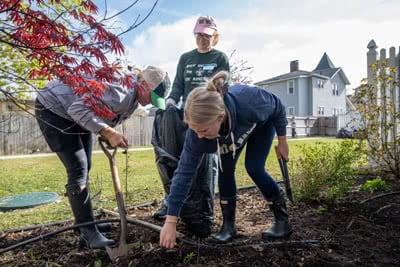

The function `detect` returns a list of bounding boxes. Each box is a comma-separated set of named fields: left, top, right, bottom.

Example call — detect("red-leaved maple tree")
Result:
left=0, top=0, right=157, bottom=118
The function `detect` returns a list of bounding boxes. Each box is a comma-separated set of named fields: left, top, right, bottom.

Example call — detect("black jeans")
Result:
left=35, top=100, right=93, bottom=186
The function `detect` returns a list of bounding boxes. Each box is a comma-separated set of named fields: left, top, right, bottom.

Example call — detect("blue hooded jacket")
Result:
left=167, top=84, right=287, bottom=216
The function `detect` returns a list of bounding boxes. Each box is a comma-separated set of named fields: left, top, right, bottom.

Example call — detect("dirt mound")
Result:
left=1, top=178, right=399, bottom=266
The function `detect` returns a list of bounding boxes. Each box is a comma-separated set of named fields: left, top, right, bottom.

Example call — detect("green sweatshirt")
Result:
left=168, top=48, right=230, bottom=104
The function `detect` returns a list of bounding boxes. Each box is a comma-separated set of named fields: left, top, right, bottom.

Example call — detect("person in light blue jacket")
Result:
left=35, top=66, right=169, bottom=249
left=160, top=71, right=292, bottom=248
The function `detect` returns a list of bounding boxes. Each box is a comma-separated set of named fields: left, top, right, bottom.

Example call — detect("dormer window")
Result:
left=287, top=80, right=294, bottom=95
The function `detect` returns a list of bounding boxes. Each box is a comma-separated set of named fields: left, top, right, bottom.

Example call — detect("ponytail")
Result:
left=206, top=71, right=229, bottom=94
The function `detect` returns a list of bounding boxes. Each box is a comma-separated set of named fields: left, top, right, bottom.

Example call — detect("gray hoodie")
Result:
left=36, top=80, right=139, bottom=133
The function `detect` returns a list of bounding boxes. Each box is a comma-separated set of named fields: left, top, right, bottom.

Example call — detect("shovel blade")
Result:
left=106, top=242, right=129, bottom=262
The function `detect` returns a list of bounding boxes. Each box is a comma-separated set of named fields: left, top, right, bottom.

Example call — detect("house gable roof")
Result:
left=313, top=52, right=336, bottom=71
left=313, top=53, right=350, bottom=85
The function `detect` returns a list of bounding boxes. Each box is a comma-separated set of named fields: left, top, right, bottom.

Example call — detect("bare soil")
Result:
left=1, top=176, right=400, bottom=266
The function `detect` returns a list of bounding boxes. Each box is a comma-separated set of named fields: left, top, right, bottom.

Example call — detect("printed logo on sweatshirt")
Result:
left=219, top=123, right=257, bottom=154
left=195, top=69, right=204, bottom=76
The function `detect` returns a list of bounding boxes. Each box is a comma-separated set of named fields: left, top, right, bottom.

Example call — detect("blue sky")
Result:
left=94, top=0, right=400, bottom=91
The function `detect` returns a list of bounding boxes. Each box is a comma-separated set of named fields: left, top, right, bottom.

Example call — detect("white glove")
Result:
left=166, top=98, right=176, bottom=107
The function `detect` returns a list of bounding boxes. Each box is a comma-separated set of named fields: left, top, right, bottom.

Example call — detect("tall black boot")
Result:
left=66, top=184, right=115, bottom=249
left=262, top=192, right=292, bottom=240
left=213, top=196, right=236, bottom=243
left=97, top=222, right=112, bottom=233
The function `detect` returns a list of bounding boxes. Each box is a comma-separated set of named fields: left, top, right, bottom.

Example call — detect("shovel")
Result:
left=274, top=145, right=294, bottom=203
left=99, top=137, right=129, bottom=261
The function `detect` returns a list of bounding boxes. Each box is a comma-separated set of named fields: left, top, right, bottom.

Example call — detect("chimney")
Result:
left=290, top=60, right=299, bottom=72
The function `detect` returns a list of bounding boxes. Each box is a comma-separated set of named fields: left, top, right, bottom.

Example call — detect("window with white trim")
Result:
left=287, top=80, right=294, bottom=95
left=288, top=106, right=295, bottom=116
left=332, top=83, right=339, bottom=95
left=317, top=106, right=325, bottom=115
left=317, top=79, right=324, bottom=88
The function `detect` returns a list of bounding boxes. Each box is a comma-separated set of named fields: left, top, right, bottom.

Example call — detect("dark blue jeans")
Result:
left=35, top=100, right=92, bottom=187
left=218, top=120, right=281, bottom=201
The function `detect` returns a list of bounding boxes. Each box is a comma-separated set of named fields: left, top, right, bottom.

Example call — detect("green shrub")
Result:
left=290, top=140, right=364, bottom=203
left=361, top=178, right=387, bottom=192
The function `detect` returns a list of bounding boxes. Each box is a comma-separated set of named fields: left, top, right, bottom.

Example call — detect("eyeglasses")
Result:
left=195, top=33, right=213, bottom=40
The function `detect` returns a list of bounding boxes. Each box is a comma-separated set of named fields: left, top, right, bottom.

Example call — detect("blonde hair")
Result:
left=212, top=32, right=219, bottom=47
left=184, top=71, right=229, bottom=125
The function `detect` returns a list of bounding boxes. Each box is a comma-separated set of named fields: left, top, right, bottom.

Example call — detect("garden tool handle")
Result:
left=274, top=145, right=284, bottom=160
left=274, top=145, right=287, bottom=177
left=99, top=137, right=117, bottom=160
left=274, top=145, right=294, bottom=203
left=99, top=137, right=122, bottom=194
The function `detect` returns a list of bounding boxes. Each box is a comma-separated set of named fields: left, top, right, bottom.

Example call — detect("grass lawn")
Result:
left=0, top=137, right=341, bottom=230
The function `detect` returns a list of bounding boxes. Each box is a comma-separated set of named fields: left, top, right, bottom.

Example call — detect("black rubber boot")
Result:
left=213, top=196, right=236, bottom=243
left=262, top=192, right=292, bottom=240
left=153, top=203, right=168, bottom=221
left=97, top=222, right=112, bottom=233
left=66, top=185, right=115, bottom=249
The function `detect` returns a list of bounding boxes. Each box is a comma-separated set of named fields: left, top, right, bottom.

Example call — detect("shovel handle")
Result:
left=99, top=137, right=117, bottom=160
left=99, top=137, right=122, bottom=194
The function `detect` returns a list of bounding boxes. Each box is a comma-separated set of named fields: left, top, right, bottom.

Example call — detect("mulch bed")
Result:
left=1, top=176, right=399, bottom=266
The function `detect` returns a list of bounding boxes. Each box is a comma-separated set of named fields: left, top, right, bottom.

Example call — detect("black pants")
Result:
left=35, top=100, right=92, bottom=186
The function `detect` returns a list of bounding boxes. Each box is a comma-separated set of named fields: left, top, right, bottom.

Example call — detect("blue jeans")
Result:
left=218, top=120, right=281, bottom=201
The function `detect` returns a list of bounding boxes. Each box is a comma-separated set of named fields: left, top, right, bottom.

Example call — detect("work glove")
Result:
left=99, top=126, right=128, bottom=148
left=165, top=98, right=176, bottom=108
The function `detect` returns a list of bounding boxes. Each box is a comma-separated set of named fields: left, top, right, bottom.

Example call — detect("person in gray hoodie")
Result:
left=35, top=66, right=169, bottom=249
left=159, top=71, right=292, bottom=248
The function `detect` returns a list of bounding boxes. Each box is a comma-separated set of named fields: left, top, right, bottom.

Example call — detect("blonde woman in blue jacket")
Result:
left=160, top=71, right=292, bottom=248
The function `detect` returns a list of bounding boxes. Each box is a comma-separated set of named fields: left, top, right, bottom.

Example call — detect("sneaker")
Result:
left=153, top=204, right=168, bottom=220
